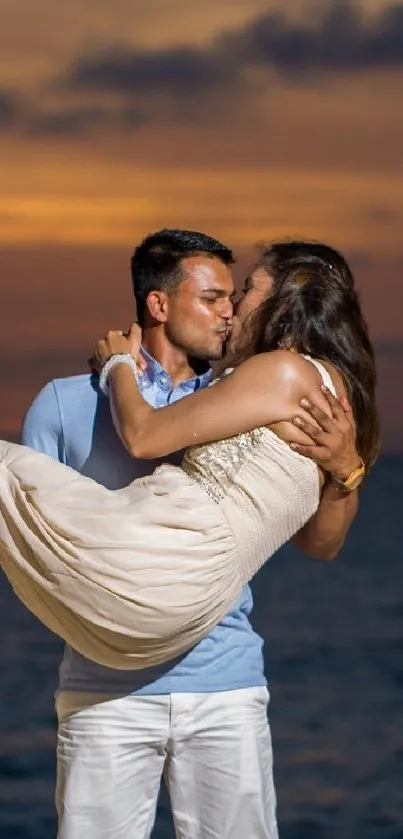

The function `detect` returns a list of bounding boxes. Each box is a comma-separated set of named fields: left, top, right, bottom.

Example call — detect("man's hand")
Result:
left=290, top=386, right=361, bottom=480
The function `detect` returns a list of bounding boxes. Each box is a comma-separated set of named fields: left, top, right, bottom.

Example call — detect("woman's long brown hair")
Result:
left=244, top=240, right=381, bottom=470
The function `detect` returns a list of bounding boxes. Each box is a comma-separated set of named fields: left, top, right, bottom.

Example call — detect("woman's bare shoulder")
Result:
left=230, top=351, right=335, bottom=416
left=233, top=350, right=321, bottom=388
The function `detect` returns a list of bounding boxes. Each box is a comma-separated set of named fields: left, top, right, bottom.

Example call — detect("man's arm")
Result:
left=292, top=481, right=358, bottom=560
left=21, top=381, right=65, bottom=462
left=290, top=389, right=361, bottom=560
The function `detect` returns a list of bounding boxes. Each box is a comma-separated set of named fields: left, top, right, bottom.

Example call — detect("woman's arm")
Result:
left=105, top=346, right=333, bottom=460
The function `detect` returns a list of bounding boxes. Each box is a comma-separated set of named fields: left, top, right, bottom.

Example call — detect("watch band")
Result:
left=331, top=459, right=366, bottom=492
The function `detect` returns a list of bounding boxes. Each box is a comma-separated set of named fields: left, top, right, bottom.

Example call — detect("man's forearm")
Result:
left=292, top=481, right=358, bottom=560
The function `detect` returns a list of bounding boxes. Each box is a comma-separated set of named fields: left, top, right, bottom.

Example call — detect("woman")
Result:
left=0, top=242, right=380, bottom=669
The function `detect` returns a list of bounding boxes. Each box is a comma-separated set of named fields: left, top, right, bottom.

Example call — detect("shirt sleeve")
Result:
left=21, top=381, right=66, bottom=464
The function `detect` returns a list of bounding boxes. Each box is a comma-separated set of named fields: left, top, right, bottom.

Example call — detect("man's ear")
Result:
left=145, top=290, right=169, bottom=323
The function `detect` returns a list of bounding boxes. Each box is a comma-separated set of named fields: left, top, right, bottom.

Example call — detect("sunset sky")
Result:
left=1, top=0, right=402, bottom=448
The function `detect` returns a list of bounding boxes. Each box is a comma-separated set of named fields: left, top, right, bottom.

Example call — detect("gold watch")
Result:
left=331, top=460, right=366, bottom=492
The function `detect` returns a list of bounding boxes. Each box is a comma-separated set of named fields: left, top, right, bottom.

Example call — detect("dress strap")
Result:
left=301, top=355, right=337, bottom=397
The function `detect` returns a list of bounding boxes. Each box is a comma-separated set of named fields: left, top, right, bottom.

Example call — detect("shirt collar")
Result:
left=140, top=347, right=212, bottom=391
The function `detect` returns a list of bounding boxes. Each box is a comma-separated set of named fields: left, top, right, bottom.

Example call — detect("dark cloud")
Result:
left=65, top=45, right=237, bottom=97
left=27, top=44, right=238, bottom=137
left=0, top=91, right=20, bottom=130
left=27, top=106, right=124, bottom=138
left=3, top=3, right=403, bottom=139
left=62, top=2, right=403, bottom=103
left=226, top=2, right=403, bottom=74
left=234, top=2, right=403, bottom=73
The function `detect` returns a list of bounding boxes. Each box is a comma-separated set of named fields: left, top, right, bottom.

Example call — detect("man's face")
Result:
left=229, top=266, right=274, bottom=355
left=165, top=256, right=235, bottom=360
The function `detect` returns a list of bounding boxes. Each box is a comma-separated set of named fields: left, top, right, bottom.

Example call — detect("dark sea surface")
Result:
left=0, top=454, right=402, bottom=839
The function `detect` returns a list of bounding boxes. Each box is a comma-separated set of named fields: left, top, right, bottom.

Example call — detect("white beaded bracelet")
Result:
left=98, top=353, right=139, bottom=396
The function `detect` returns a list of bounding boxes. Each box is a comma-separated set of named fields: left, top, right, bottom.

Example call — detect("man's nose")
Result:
left=221, top=297, right=233, bottom=319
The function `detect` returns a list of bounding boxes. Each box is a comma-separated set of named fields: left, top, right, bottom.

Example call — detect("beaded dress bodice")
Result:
left=182, top=357, right=336, bottom=585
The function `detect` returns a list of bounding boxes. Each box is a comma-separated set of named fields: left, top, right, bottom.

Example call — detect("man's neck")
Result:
left=141, top=328, right=208, bottom=387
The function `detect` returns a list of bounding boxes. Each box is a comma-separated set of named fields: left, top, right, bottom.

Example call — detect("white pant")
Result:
left=55, top=687, right=278, bottom=839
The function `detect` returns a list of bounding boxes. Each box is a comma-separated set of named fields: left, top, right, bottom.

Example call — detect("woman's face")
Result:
left=228, top=266, right=274, bottom=355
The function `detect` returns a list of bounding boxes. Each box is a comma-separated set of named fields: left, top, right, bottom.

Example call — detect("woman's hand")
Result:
left=89, top=323, right=144, bottom=374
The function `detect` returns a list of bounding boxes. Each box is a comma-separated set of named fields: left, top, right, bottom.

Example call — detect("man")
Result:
left=22, top=229, right=360, bottom=839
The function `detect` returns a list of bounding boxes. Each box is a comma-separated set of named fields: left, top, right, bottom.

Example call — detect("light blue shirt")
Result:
left=21, top=351, right=266, bottom=694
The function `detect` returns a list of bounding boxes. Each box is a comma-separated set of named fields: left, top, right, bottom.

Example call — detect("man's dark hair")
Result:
left=131, top=229, right=234, bottom=325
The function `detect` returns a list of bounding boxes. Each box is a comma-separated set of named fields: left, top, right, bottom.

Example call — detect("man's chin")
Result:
left=208, top=346, right=226, bottom=361
left=203, top=339, right=228, bottom=361
left=188, top=344, right=224, bottom=364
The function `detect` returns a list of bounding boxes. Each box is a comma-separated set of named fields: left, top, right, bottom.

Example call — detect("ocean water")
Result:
left=0, top=455, right=402, bottom=839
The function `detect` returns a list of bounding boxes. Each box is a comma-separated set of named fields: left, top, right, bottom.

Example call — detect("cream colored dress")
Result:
left=0, top=358, right=335, bottom=669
